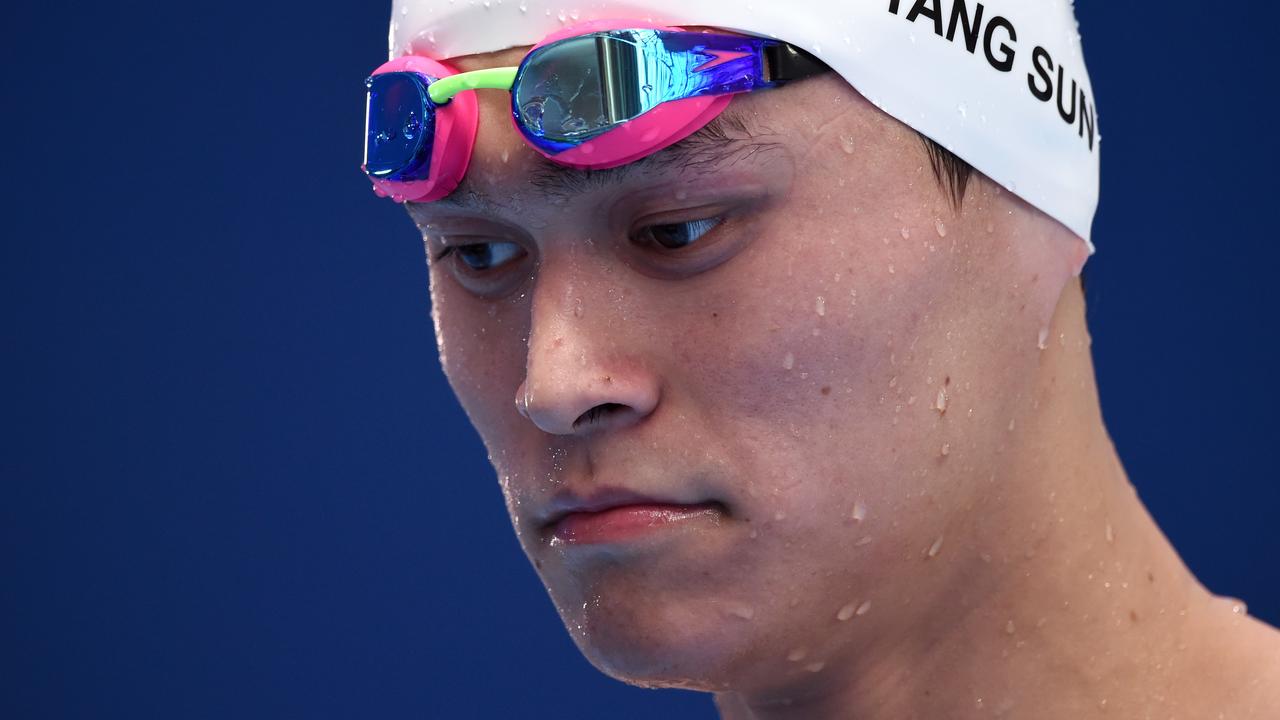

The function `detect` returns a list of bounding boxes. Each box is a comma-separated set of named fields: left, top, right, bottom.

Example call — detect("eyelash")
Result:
left=431, top=216, right=727, bottom=272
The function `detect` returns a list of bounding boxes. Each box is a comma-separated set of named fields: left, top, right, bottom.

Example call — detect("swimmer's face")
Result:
left=408, top=45, right=1085, bottom=691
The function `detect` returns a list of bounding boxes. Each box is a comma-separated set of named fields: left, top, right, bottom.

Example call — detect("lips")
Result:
left=541, top=489, right=725, bottom=545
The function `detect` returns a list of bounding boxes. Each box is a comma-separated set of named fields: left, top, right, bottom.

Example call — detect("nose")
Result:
left=514, top=249, right=661, bottom=437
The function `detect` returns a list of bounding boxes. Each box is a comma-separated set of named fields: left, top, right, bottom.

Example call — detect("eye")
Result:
left=634, top=217, right=723, bottom=251
left=434, top=241, right=526, bottom=273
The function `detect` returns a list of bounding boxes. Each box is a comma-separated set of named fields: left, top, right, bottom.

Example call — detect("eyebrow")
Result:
left=427, top=108, right=782, bottom=211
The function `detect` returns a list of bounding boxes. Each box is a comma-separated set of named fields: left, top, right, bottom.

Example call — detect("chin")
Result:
left=554, top=585, right=750, bottom=692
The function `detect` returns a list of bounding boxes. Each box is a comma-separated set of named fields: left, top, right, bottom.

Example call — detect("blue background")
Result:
left=3, top=2, right=1277, bottom=717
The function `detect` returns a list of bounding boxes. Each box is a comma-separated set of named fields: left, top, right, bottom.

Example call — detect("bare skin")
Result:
left=407, top=45, right=1280, bottom=719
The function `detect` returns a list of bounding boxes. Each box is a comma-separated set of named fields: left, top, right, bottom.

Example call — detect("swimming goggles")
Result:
left=362, top=19, right=825, bottom=203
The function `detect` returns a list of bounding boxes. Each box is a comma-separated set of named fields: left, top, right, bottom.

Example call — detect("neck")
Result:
left=714, top=278, right=1280, bottom=719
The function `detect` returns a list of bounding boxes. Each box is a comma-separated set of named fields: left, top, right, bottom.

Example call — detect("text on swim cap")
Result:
left=888, top=0, right=1096, bottom=151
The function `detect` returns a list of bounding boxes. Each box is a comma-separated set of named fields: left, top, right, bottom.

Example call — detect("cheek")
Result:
left=672, top=192, right=958, bottom=504
left=662, top=182, right=1038, bottom=594
left=428, top=269, right=533, bottom=455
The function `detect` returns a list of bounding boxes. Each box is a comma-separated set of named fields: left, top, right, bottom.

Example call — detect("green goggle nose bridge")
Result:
left=426, top=66, right=519, bottom=104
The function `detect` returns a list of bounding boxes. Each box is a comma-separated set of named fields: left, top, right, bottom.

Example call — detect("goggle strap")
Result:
left=763, top=43, right=827, bottom=85
left=427, top=66, right=519, bottom=105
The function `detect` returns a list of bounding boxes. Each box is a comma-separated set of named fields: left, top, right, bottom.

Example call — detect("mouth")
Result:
left=541, top=489, right=728, bottom=546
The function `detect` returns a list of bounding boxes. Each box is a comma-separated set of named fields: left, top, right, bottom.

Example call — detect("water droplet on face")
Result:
left=900, top=227, right=910, bottom=240
left=940, top=443, right=951, bottom=457
left=786, top=647, right=807, bottom=662
left=500, top=148, right=510, bottom=163
left=935, top=388, right=948, bottom=413
left=572, top=297, right=583, bottom=318
left=1105, top=522, right=1114, bottom=544
left=1005, top=619, right=1016, bottom=635
left=782, top=352, right=795, bottom=370
left=805, top=662, right=826, bottom=673
left=855, top=535, right=872, bottom=546
left=837, top=603, right=857, bottom=621
left=840, top=135, right=856, bottom=154
left=1037, top=328, right=1050, bottom=350
left=935, top=219, right=947, bottom=237
left=815, top=296, right=826, bottom=316
left=851, top=501, right=867, bottom=522
left=725, top=603, right=755, bottom=620
left=856, top=600, right=871, bottom=616
left=927, top=534, right=945, bottom=557
left=1008, top=418, right=1016, bottom=432
left=774, top=511, right=786, bottom=521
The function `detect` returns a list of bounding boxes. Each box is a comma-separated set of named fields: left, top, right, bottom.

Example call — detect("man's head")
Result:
left=405, top=31, right=1091, bottom=693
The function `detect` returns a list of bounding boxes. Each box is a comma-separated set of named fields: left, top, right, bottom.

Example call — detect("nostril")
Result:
left=573, top=402, right=627, bottom=431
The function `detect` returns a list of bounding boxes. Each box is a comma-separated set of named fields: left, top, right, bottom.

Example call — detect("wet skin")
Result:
left=406, top=45, right=1280, bottom=720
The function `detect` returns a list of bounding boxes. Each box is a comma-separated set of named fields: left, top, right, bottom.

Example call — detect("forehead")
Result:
left=450, top=45, right=531, bottom=72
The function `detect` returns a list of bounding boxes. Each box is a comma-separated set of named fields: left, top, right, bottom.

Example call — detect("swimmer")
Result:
left=359, top=2, right=1280, bottom=717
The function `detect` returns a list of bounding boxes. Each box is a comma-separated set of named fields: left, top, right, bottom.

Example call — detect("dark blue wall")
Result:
left=4, top=2, right=1276, bottom=717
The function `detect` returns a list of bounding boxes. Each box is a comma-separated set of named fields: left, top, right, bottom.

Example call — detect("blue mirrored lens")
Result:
left=513, top=30, right=768, bottom=152
left=364, top=72, right=437, bottom=181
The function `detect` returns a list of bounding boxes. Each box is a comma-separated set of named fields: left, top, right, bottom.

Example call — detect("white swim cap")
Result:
left=389, top=0, right=1100, bottom=253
